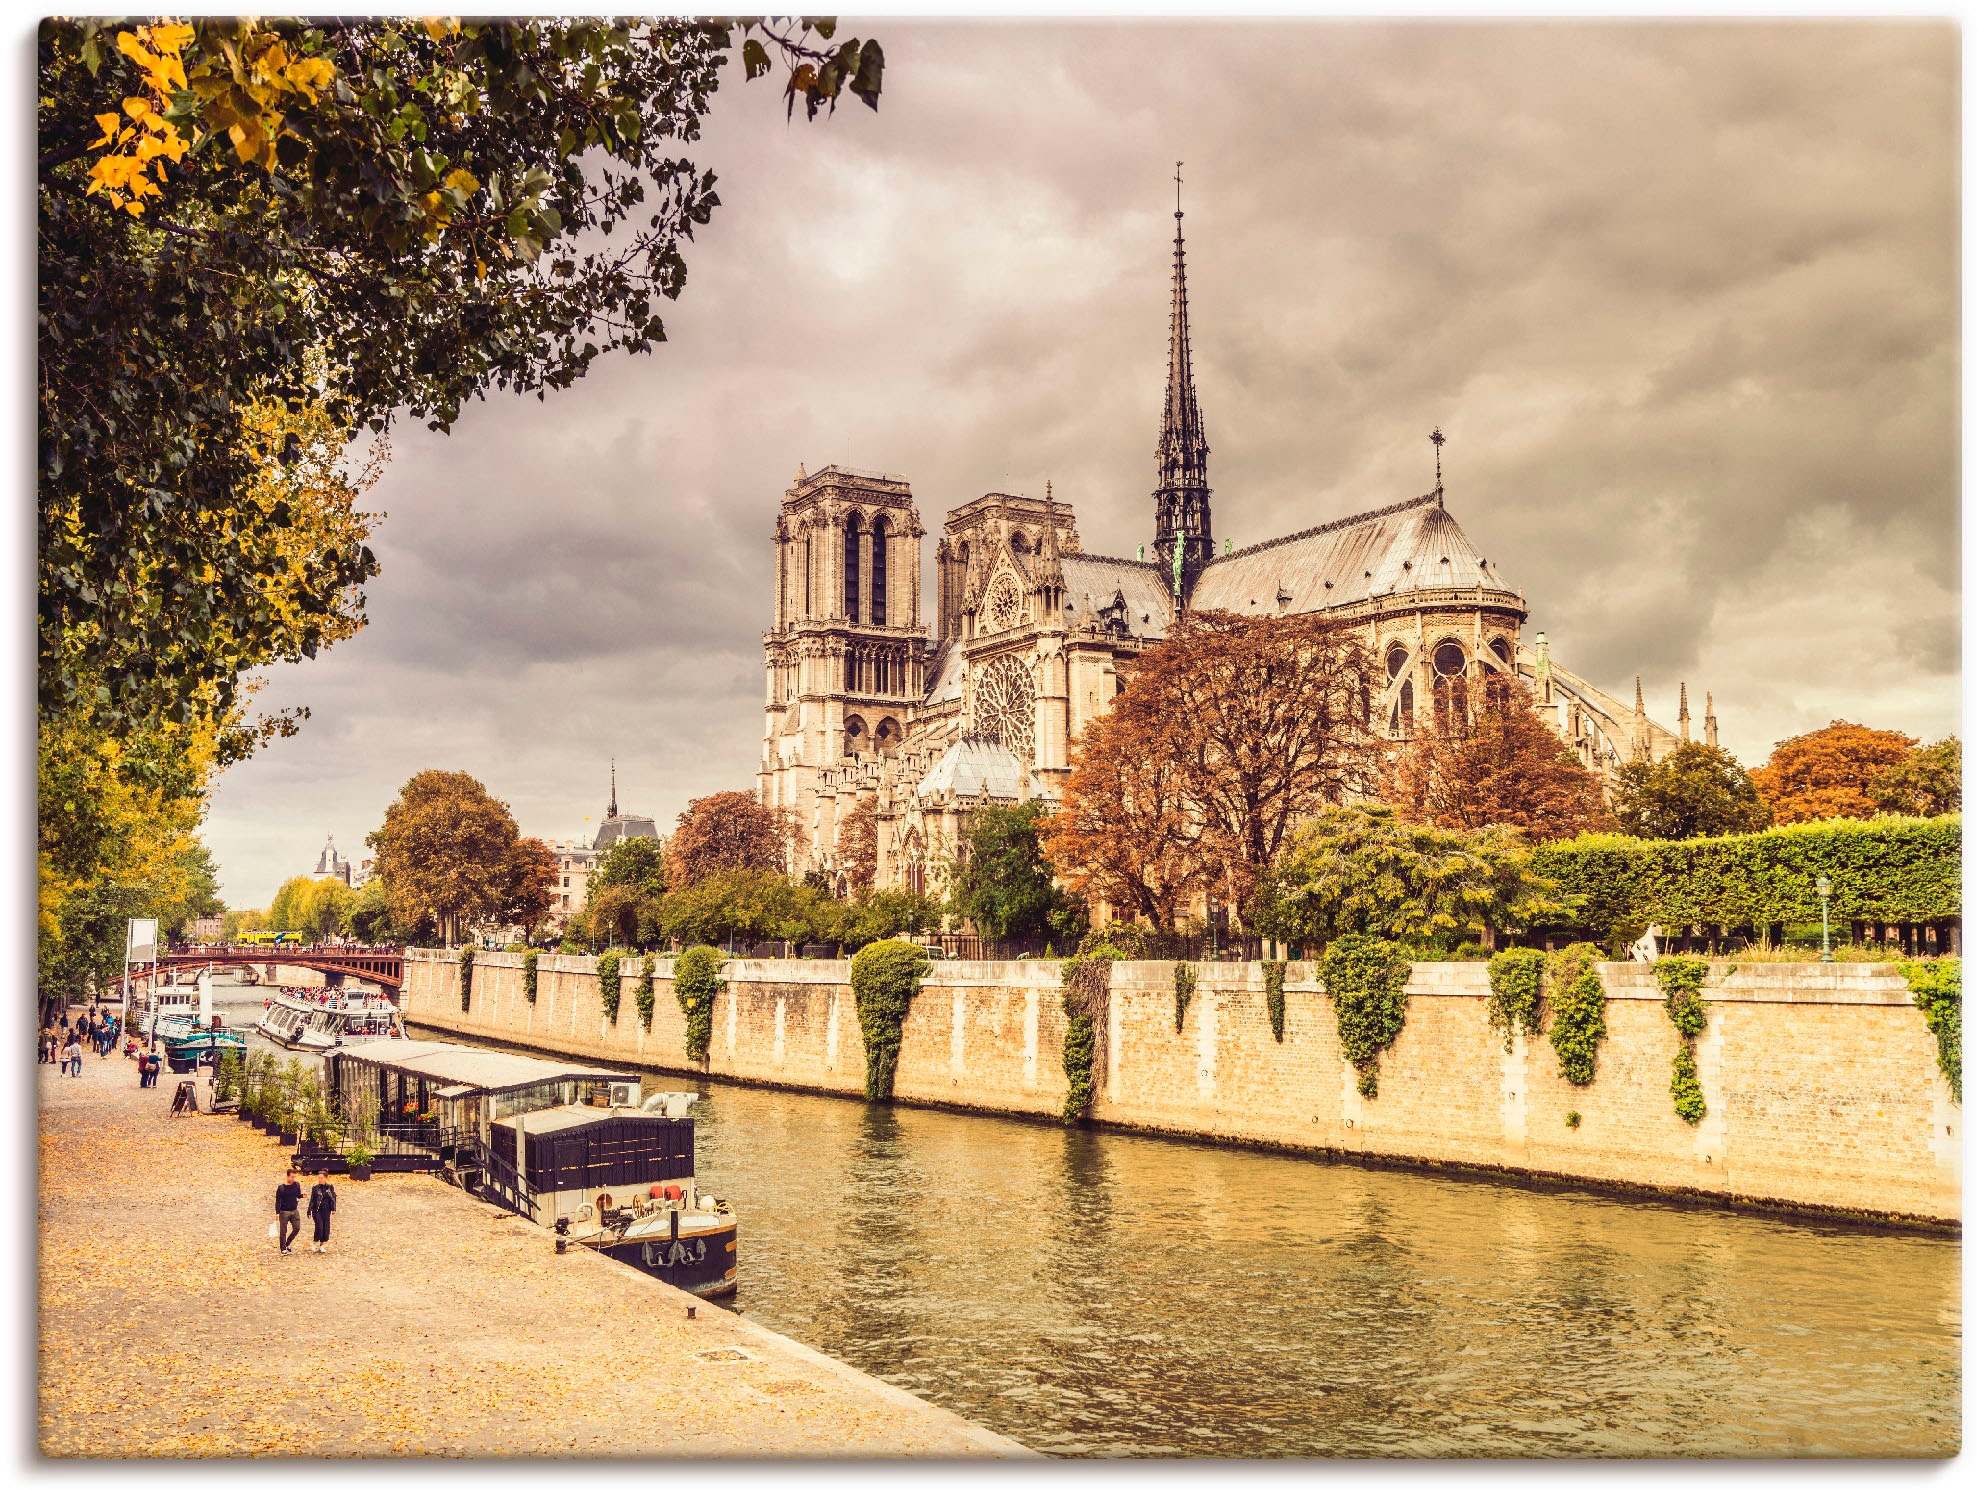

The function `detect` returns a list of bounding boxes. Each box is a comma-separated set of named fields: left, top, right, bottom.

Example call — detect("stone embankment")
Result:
left=409, top=951, right=1961, bottom=1227
left=36, top=1040, right=1033, bottom=1458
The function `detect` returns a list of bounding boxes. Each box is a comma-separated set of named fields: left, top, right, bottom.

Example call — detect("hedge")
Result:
left=1530, top=815, right=1959, bottom=937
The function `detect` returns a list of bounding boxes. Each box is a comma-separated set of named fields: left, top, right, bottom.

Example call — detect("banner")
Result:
left=126, top=918, right=159, bottom=962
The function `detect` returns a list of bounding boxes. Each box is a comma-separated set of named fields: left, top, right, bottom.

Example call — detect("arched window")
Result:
left=843, top=513, right=863, bottom=621
left=1010, top=529, right=1031, bottom=555
left=1489, top=637, right=1513, bottom=671
left=876, top=717, right=901, bottom=757
left=1386, top=643, right=1409, bottom=680
left=844, top=650, right=857, bottom=693
left=1398, top=677, right=1414, bottom=732
left=1432, top=640, right=1469, bottom=729
left=843, top=716, right=867, bottom=754
left=871, top=515, right=889, bottom=626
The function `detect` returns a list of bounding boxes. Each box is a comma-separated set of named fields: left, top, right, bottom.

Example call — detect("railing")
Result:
left=461, top=1136, right=539, bottom=1222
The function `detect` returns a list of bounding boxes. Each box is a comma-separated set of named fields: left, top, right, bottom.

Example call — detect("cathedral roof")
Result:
left=915, top=736, right=1032, bottom=802
left=1059, top=554, right=1175, bottom=640
left=1191, top=493, right=1519, bottom=616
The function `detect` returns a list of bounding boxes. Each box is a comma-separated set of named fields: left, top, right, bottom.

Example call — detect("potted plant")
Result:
left=345, top=1142, right=375, bottom=1181
left=276, top=1058, right=307, bottom=1145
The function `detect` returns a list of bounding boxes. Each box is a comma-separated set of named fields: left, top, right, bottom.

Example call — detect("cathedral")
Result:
left=759, top=194, right=1709, bottom=896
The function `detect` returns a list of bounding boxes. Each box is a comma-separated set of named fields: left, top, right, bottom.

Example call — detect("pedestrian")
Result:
left=307, top=1172, right=338, bottom=1254
left=274, top=1168, right=303, bottom=1255
left=63, top=1035, right=83, bottom=1077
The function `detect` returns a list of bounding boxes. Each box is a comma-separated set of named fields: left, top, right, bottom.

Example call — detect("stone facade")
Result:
left=757, top=206, right=1712, bottom=895
left=404, top=950, right=1960, bottom=1226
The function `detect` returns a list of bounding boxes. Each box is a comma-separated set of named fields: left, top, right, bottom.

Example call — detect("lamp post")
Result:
left=1816, top=875, right=1833, bottom=963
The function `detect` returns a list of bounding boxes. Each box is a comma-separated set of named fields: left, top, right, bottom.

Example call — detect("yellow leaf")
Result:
left=443, top=166, right=478, bottom=196
left=149, top=22, right=194, bottom=54
left=90, top=112, right=121, bottom=147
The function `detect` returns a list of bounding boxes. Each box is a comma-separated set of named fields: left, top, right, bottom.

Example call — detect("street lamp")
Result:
left=1816, top=875, right=1833, bottom=963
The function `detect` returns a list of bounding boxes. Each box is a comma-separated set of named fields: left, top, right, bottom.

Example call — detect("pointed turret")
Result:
left=1705, top=691, right=1719, bottom=750
left=1152, top=163, right=1213, bottom=598
left=1678, top=682, right=1691, bottom=744
left=1631, top=677, right=1651, bottom=763
left=1030, top=481, right=1065, bottom=600
left=608, top=758, right=618, bottom=820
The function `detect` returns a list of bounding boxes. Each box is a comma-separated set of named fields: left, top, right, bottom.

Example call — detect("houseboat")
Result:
left=324, top=1040, right=737, bottom=1297
left=257, top=988, right=405, bottom=1051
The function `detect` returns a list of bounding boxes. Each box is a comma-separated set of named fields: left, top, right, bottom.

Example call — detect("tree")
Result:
left=657, top=868, right=822, bottom=949
left=948, top=800, right=1082, bottom=939
left=1870, top=736, right=1962, bottom=817
left=1610, top=742, right=1772, bottom=840
left=1388, top=676, right=1609, bottom=840
left=593, top=836, right=667, bottom=898
left=837, top=797, right=878, bottom=895
left=39, top=16, right=883, bottom=735
left=503, top=837, right=560, bottom=939
left=669, top=790, right=793, bottom=887
left=1252, top=805, right=1569, bottom=953
left=367, top=769, right=535, bottom=944
left=1043, top=611, right=1382, bottom=928
left=151, top=842, right=224, bottom=940
left=1750, top=721, right=1919, bottom=824
left=222, top=907, right=268, bottom=940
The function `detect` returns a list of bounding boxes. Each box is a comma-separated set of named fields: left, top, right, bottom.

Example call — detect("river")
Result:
left=225, top=982, right=1957, bottom=1458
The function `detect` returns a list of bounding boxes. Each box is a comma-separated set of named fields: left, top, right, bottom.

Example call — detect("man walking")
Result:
left=274, top=1168, right=303, bottom=1255
left=63, top=1034, right=83, bottom=1077
left=307, top=1172, right=338, bottom=1254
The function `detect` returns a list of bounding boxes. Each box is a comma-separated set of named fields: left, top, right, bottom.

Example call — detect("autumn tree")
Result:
left=504, top=838, right=561, bottom=940
left=669, top=791, right=794, bottom=888
left=267, top=875, right=357, bottom=938
left=367, top=770, right=541, bottom=945
left=1609, top=742, right=1771, bottom=840
left=39, top=16, right=884, bottom=735
left=1252, top=805, right=1569, bottom=952
left=836, top=797, right=879, bottom=896
left=1388, top=675, right=1609, bottom=840
left=1750, top=721, right=1918, bottom=824
left=1043, top=611, right=1382, bottom=928
left=1870, top=736, right=1962, bottom=817
left=948, top=800, right=1083, bottom=939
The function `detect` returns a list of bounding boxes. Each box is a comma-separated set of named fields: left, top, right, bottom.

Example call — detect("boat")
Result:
left=257, top=988, right=405, bottom=1050
left=163, top=1026, right=247, bottom=1073
left=323, top=1041, right=738, bottom=1296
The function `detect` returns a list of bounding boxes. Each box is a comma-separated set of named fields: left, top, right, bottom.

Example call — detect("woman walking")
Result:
left=306, top=1173, right=338, bottom=1254
left=62, top=1034, right=83, bottom=1077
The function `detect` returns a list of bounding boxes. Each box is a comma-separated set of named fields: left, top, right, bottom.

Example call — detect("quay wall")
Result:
left=402, top=950, right=1961, bottom=1225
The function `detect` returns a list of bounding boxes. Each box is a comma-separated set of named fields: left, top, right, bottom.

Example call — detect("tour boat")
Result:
left=257, top=988, right=405, bottom=1051
left=585, top=1193, right=739, bottom=1299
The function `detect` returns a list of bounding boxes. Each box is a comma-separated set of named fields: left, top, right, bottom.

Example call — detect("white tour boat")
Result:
left=258, top=987, right=405, bottom=1051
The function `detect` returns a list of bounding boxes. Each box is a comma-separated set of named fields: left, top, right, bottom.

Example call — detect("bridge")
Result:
left=121, top=946, right=406, bottom=991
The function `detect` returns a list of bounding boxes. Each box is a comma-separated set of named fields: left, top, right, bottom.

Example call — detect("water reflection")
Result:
left=691, top=1082, right=1959, bottom=1458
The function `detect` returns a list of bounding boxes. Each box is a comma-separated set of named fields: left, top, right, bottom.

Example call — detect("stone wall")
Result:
left=403, top=950, right=1960, bottom=1225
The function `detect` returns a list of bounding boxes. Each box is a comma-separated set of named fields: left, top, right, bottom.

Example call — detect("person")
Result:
left=63, top=1035, right=83, bottom=1078
left=307, top=1172, right=338, bottom=1254
left=274, top=1169, right=303, bottom=1255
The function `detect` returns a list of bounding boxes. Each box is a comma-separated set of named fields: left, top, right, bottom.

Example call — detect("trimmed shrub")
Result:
left=1485, top=947, right=1546, bottom=1052
left=851, top=939, right=932, bottom=1101
left=1546, top=943, right=1607, bottom=1086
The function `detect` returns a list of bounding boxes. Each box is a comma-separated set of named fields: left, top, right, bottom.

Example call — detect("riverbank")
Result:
left=35, top=1037, right=1034, bottom=1458
left=408, top=951, right=1962, bottom=1228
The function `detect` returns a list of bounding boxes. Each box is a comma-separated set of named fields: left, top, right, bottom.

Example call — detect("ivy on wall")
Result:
left=674, top=946, right=724, bottom=1063
left=1060, top=951, right=1115, bottom=1121
left=634, top=956, right=656, bottom=1031
left=1320, top=935, right=1408, bottom=1098
left=1546, top=942, right=1607, bottom=1087
left=1656, top=955, right=1709, bottom=1126
left=1530, top=815, right=1960, bottom=939
left=851, top=938, right=932, bottom=1101
left=522, top=948, right=540, bottom=1005
left=1485, top=947, right=1546, bottom=1052
left=598, top=949, right=622, bottom=1024
left=1173, top=961, right=1195, bottom=1034
left=1262, top=959, right=1287, bottom=1043
left=457, top=945, right=474, bottom=1013
left=1902, top=957, right=1961, bottom=1104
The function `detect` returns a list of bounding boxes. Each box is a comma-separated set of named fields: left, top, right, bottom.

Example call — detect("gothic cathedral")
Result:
left=760, top=193, right=1708, bottom=895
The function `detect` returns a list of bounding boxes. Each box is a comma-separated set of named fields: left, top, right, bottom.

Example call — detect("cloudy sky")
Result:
left=203, top=18, right=1960, bottom=909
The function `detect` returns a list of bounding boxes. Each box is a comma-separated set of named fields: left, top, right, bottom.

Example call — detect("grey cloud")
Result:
left=201, top=19, right=1958, bottom=906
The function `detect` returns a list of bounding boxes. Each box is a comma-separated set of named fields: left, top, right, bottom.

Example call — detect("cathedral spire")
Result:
left=608, top=758, right=618, bottom=819
left=1704, top=691, right=1719, bottom=750
left=1031, top=481, right=1064, bottom=598
left=1153, top=162, right=1212, bottom=595
left=1678, top=682, right=1691, bottom=743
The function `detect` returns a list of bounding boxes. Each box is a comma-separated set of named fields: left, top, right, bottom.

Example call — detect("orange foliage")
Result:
left=669, top=790, right=794, bottom=887
left=1750, top=720, right=1918, bottom=824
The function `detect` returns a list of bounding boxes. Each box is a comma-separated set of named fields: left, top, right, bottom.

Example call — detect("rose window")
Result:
left=970, top=654, right=1036, bottom=763
left=987, top=578, right=1023, bottom=632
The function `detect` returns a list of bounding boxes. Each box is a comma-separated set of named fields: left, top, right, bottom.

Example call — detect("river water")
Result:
left=334, top=988, right=1956, bottom=1457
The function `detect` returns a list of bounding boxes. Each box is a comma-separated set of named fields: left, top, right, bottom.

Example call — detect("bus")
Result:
left=236, top=931, right=306, bottom=948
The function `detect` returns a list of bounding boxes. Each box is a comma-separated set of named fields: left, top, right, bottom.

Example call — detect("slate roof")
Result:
left=1192, top=494, right=1520, bottom=617
left=1060, top=554, right=1175, bottom=641
left=915, top=736, right=1032, bottom=801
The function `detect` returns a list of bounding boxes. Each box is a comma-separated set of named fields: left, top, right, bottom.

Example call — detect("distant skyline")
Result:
left=203, top=19, right=1958, bottom=908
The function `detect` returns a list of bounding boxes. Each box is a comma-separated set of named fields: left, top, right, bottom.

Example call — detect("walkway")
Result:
left=36, top=1035, right=1032, bottom=1458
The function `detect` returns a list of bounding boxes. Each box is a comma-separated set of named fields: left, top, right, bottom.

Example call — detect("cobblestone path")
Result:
left=37, top=1034, right=1032, bottom=1458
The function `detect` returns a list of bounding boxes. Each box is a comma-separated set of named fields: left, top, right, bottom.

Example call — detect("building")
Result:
left=547, top=764, right=662, bottom=918
left=186, top=914, right=225, bottom=943
left=312, top=834, right=353, bottom=887
left=759, top=193, right=1710, bottom=896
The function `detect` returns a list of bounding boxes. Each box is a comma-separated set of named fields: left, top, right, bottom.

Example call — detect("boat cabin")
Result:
left=324, top=1040, right=702, bottom=1228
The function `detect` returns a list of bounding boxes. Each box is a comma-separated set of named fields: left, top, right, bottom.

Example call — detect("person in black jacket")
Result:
left=307, top=1173, right=338, bottom=1254
left=274, top=1169, right=303, bottom=1255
